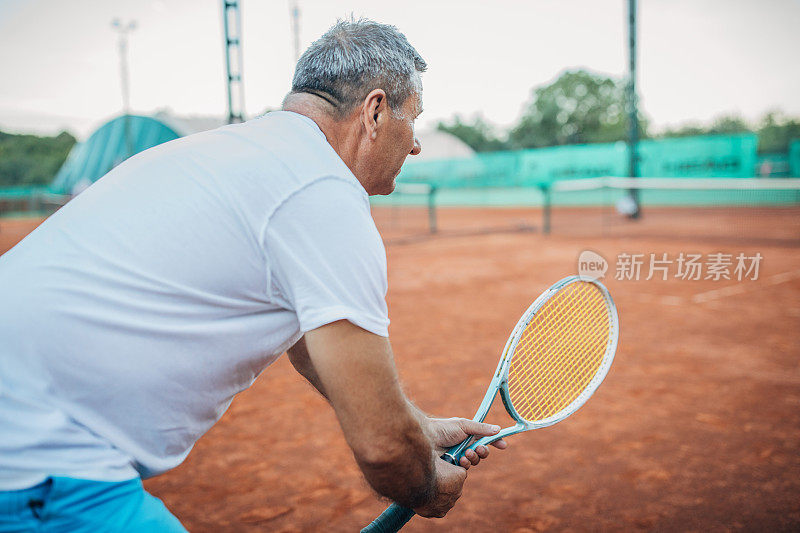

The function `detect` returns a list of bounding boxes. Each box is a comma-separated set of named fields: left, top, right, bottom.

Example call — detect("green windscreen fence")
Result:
left=374, top=133, right=760, bottom=207
left=0, top=187, right=47, bottom=199
left=756, top=153, right=791, bottom=177
left=396, top=133, right=758, bottom=188
left=0, top=186, right=59, bottom=217
left=790, top=139, right=800, bottom=177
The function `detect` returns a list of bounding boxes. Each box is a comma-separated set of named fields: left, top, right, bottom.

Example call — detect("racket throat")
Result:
left=442, top=383, right=504, bottom=464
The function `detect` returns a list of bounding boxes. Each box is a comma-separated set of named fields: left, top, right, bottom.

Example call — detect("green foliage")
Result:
left=436, top=115, right=509, bottom=152
left=435, top=68, right=800, bottom=157
left=708, top=115, right=750, bottom=134
left=756, top=111, right=800, bottom=154
left=656, top=111, right=800, bottom=154
left=508, top=70, right=648, bottom=149
left=658, top=123, right=710, bottom=138
left=658, top=114, right=749, bottom=139
left=0, top=130, right=77, bottom=188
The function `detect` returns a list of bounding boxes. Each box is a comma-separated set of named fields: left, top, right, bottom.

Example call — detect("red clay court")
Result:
left=2, top=207, right=798, bottom=532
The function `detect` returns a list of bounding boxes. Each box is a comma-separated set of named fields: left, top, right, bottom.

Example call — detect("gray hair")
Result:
left=290, top=18, right=426, bottom=117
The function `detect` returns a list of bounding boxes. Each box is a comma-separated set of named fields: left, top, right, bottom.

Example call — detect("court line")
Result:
left=691, top=268, right=800, bottom=304
left=626, top=268, right=800, bottom=306
left=630, top=293, right=686, bottom=306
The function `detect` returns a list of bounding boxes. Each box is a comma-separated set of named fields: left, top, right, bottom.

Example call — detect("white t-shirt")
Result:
left=0, top=112, right=389, bottom=490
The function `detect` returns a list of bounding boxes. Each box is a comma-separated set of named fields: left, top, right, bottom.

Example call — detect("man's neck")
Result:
left=282, top=93, right=361, bottom=166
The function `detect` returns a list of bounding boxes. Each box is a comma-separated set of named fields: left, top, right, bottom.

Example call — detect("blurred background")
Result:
left=0, top=0, right=798, bottom=207
left=1, top=1, right=798, bottom=531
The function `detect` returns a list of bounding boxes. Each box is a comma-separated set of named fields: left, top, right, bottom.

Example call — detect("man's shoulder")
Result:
left=263, top=114, right=366, bottom=196
left=233, top=112, right=360, bottom=190
left=137, top=112, right=363, bottom=208
left=274, top=175, right=371, bottom=225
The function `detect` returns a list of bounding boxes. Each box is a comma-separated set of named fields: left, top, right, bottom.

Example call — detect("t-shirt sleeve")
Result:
left=262, top=176, right=389, bottom=337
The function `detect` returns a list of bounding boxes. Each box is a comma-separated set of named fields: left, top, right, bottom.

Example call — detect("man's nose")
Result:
left=410, top=137, right=421, bottom=156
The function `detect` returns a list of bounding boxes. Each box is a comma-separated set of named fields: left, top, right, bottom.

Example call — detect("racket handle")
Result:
left=360, top=503, right=415, bottom=533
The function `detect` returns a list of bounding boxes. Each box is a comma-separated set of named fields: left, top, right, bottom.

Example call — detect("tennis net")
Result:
left=370, top=182, right=438, bottom=242
left=543, top=177, right=800, bottom=244
left=371, top=177, right=800, bottom=245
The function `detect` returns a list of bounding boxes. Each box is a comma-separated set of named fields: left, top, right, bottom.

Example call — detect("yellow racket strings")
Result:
left=507, top=282, right=611, bottom=422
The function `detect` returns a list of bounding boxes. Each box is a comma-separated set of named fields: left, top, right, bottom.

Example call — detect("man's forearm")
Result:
left=300, top=323, right=438, bottom=508
left=289, top=337, right=431, bottom=427
left=406, top=400, right=435, bottom=442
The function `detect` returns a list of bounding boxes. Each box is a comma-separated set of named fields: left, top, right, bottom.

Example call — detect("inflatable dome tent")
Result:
left=50, top=112, right=224, bottom=195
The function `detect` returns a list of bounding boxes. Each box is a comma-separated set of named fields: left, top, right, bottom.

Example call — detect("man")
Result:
left=0, top=19, right=505, bottom=531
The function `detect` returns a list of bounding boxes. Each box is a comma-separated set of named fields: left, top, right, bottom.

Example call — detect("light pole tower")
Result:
left=222, top=1, right=245, bottom=124
left=111, top=19, right=137, bottom=116
left=290, top=1, right=301, bottom=63
left=626, top=0, right=641, bottom=218
left=111, top=18, right=137, bottom=160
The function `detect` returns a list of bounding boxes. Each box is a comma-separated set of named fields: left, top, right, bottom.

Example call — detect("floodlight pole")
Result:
left=111, top=19, right=136, bottom=115
left=290, top=1, right=301, bottom=63
left=222, top=0, right=246, bottom=124
left=111, top=18, right=137, bottom=159
left=626, top=0, right=641, bottom=218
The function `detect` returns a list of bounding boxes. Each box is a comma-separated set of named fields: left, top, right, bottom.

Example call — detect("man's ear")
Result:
left=362, top=89, right=388, bottom=140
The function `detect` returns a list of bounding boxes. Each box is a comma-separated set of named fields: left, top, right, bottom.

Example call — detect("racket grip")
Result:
left=360, top=503, right=415, bottom=533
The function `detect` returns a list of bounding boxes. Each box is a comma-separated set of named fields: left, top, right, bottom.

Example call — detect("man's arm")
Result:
left=298, top=320, right=466, bottom=516
left=287, top=336, right=327, bottom=398
left=288, top=335, right=507, bottom=469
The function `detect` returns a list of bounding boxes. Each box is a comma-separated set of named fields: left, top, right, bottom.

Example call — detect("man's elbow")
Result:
left=351, top=437, right=435, bottom=508
left=351, top=437, right=409, bottom=470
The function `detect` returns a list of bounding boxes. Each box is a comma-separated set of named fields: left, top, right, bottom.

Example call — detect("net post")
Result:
left=428, top=185, right=437, bottom=234
left=539, top=183, right=551, bottom=234
left=626, top=0, right=641, bottom=219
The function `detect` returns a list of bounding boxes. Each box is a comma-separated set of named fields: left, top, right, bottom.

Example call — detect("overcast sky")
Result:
left=0, top=0, right=798, bottom=140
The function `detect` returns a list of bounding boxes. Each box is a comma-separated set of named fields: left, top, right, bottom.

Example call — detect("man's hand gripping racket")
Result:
left=361, top=275, right=619, bottom=532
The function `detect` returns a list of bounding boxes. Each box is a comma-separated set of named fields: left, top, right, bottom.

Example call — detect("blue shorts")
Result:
left=0, top=477, right=187, bottom=532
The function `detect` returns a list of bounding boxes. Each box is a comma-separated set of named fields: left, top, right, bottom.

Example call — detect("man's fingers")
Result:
left=465, top=448, right=483, bottom=465
left=454, top=446, right=492, bottom=469
left=474, top=445, right=489, bottom=459
left=491, top=438, right=508, bottom=449
left=457, top=419, right=501, bottom=437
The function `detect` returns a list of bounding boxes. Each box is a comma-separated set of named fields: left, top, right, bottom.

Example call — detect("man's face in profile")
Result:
left=363, top=90, right=423, bottom=196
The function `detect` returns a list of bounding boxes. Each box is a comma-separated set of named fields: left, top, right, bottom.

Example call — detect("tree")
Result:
left=657, top=111, right=800, bottom=154
left=659, top=114, right=749, bottom=138
left=508, top=69, right=648, bottom=149
left=436, top=115, right=509, bottom=152
left=437, top=69, right=800, bottom=156
left=658, top=123, right=708, bottom=138
left=707, top=114, right=749, bottom=134
left=756, top=111, right=800, bottom=154
left=0, top=130, right=77, bottom=188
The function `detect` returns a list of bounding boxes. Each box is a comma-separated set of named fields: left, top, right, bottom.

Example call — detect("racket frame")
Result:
left=443, top=275, right=618, bottom=463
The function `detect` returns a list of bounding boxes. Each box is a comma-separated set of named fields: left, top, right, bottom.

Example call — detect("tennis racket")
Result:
left=361, top=275, right=619, bottom=533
